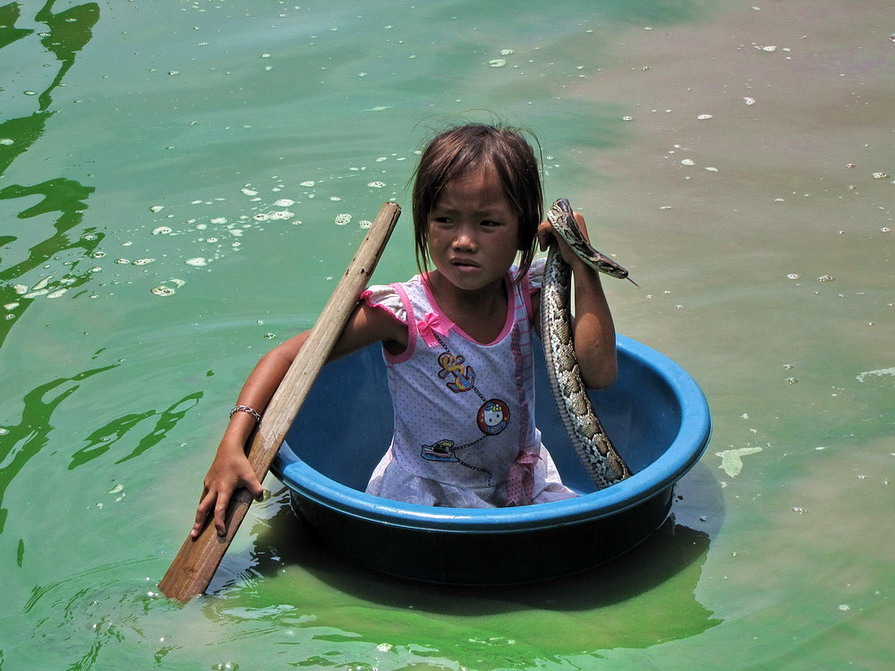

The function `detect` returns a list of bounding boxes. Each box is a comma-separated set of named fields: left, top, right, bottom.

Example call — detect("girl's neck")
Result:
left=425, top=271, right=509, bottom=343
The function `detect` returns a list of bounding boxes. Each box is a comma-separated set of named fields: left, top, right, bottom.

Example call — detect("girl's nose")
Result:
left=452, top=226, right=476, bottom=251
left=453, top=235, right=475, bottom=252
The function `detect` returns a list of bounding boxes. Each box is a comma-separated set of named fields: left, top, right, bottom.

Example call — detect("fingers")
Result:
left=192, top=477, right=265, bottom=539
left=237, top=467, right=265, bottom=501
left=211, top=476, right=263, bottom=535
left=192, top=489, right=214, bottom=538
left=536, top=220, right=553, bottom=251
left=192, top=448, right=266, bottom=539
left=191, top=480, right=231, bottom=539
left=248, top=478, right=265, bottom=501
left=570, top=212, right=591, bottom=243
left=540, top=211, right=590, bottom=245
left=213, top=489, right=232, bottom=537
left=540, top=217, right=576, bottom=263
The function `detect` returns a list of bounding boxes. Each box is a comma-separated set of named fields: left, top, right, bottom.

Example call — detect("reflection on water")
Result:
left=68, top=389, right=203, bottom=469
left=0, top=0, right=106, bottom=564
left=0, top=1, right=100, bottom=349
left=0, top=363, right=114, bottom=533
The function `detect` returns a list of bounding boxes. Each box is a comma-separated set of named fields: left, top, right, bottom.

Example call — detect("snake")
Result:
left=541, top=198, right=634, bottom=489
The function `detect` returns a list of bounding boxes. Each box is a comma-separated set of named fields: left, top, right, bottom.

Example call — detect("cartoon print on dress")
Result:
left=420, top=439, right=458, bottom=462
left=419, top=332, right=515, bottom=485
left=419, top=435, right=494, bottom=484
left=477, top=399, right=510, bottom=435
left=421, top=398, right=510, bottom=463
left=437, top=352, right=476, bottom=392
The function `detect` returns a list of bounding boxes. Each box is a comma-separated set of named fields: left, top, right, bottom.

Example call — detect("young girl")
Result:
left=193, top=123, right=617, bottom=538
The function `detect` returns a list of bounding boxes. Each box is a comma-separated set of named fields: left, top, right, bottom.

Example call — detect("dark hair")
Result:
left=411, top=123, right=543, bottom=279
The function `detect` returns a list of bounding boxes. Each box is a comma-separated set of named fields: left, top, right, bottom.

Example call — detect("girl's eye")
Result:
left=481, top=219, right=501, bottom=227
left=432, top=216, right=452, bottom=224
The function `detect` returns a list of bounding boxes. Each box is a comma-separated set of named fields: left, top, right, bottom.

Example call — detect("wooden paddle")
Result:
left=159, top=201, right=401, bottom=601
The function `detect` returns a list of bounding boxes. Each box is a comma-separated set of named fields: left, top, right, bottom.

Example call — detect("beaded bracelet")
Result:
left=230, top=405, right=262, bottom=423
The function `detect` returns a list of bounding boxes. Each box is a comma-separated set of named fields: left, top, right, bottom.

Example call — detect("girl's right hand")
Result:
left=192, top=445, right=264, bottom=538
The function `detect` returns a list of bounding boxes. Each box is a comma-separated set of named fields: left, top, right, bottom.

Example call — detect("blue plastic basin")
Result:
left=271, top=334, right=711, bottom=584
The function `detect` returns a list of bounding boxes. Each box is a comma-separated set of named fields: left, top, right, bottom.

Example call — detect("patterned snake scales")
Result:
left=541, top=198, right=635, bottom=489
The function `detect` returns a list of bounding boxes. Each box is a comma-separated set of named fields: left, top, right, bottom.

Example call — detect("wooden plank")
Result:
left=158, top=202, right=401, bottom=601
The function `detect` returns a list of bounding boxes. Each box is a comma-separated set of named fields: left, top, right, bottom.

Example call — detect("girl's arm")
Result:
left=193, top=301, right=406, bottom=537
left=535, top=211, right=618, bottom=389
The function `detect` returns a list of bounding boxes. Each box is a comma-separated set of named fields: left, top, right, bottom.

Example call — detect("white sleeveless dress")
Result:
left=361, top=259, right=577, bottom=508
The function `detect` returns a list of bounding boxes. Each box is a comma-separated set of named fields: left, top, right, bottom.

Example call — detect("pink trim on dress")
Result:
left=386, top=283, right=416, bottom=363
left=360, top=287, right=415, bottom=364
left=505, top=449, right=540, bottom=506
left=519, top=268, right=536, bottom=326
left=360, top=289, right=406, bottom=327
left=420, top=271, right=516, bottom=346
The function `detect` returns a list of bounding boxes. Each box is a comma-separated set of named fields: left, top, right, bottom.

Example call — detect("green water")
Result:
left=1, top=0, right=892, bottom=669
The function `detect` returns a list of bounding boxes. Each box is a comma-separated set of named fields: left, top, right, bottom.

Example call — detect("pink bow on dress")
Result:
left=506, top=450, right=540, bottom=506
left=418, top=311, right=454, bottom=348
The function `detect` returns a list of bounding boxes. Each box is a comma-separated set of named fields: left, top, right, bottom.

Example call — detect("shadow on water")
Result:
left=260, top=501, right=714, bottom=611
left=202, top=463, right=724, bottom=657
left=0, top=1, right=101, bottom=349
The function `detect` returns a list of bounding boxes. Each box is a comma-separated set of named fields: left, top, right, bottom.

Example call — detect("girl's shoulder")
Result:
left=361, top=283, right=406, bottom=322
left=361, top=274, right=427, bottom=325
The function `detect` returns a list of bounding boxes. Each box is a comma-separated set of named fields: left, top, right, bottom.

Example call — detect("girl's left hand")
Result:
left=537, top=211, right=591, bottom=268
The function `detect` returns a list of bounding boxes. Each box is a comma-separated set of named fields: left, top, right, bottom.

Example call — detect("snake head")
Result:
left=548, top=197, right=638, bottom=285
left=548, top=198, right=574, bottom=225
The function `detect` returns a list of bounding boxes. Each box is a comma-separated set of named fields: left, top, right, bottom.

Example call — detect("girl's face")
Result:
left=426, top=166, right=520, bottom=295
